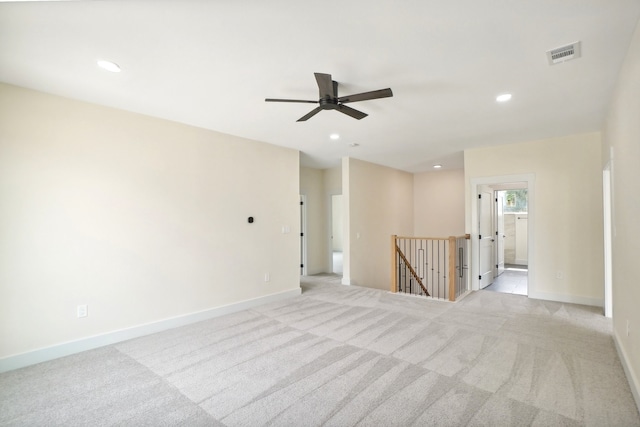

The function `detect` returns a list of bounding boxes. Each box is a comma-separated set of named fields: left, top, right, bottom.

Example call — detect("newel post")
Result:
left=448, top=236, right=456, bottom=301
left=391, top=235, right=398, bottom=293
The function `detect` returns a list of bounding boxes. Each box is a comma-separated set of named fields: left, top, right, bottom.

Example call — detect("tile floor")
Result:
left=484, top=264, right=528, bottom=295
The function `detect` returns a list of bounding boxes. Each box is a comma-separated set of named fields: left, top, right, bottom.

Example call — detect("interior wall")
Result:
left=346, top=158, right=413, bottom=290
left=602, top=17, right=640, bottom=409
left=324, top=166, right=342, bottom=194
left=413, top=169, right=465, bottom=237
left=299, top=166, right=326, bottom=274
left=464, top=132, right=603, bottom=304
left=331, top=195, right=343, bottom=251
left=0, top=84, right=301, bottom=359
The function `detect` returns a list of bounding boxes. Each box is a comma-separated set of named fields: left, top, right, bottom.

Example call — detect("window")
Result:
left=503, top=189, right=528, bottom=213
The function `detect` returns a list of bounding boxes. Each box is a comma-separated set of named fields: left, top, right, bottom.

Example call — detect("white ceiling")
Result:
left=1, top=0, right=639, bottom=172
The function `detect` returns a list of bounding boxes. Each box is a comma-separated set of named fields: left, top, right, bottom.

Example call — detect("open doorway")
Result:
left=485, top=188, right=528, bottom=295
left=480, top=185, right=529, bottom=294
left=473, top=175, right=534, bottom=296
left=331, top=194, right=343, bottom=274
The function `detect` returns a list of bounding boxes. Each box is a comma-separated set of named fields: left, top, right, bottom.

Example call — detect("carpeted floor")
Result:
left=1, top=274, right=639, bottom=426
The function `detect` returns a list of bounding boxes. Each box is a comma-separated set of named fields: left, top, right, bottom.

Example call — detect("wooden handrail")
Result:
left=395, top=243, right=430, bottom=296
left=395, top=235, right=469, bottom=240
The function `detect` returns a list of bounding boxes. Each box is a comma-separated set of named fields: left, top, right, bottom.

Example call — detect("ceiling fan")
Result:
left=265, top=72, right=393, bottom=122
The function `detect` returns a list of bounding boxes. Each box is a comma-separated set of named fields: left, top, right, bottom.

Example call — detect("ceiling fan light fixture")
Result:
left=97, top=60, right=121, bottom=73
left=266, top=72, right=393, bottom=122
left=496, top=93, right=512, bottom=103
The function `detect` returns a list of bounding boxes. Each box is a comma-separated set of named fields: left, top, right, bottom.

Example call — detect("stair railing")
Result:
left=391, top=234, right=470, bottom=301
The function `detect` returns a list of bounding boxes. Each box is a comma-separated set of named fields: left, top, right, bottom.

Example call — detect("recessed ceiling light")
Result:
left=97, top=60, right=121, bottom=73
left=496, top=93, right=512, bottom=103
left=433, top=164, right=442, bottom=169
left=329, top=133, right=340, bottom=140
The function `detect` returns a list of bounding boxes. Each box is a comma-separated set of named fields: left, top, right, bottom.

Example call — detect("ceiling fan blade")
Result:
left=297, top=106, right=324, bottom=122
left=337, top=104, right=368, bottom=120
left=265, top=98, right=317, bottom=104
left=338, top=88, right=393, bottom=104
left=314, top=73, right=334, bottom=98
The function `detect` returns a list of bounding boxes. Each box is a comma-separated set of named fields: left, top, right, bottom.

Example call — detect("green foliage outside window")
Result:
left=504, top=189, right=528, bottom=212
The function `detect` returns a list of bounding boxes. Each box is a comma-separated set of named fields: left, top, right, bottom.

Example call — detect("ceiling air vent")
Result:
left=547, top=41, right=581, bottom=65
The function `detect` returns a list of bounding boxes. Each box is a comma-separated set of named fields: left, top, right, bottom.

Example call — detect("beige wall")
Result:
left=0, top=84, right=300, bottom=358
left=603, top=18, right=640, bottom=407
left=299, top=167, right=326, bottom=274
left=345, top=158, right=413, bottom=290
left=331, top=195, right=343, bottom=251
left=324, top=166, right=342, bottom=195
left=413, top=169, right=465, bottom=237
left=464, top=133, right=603, bottom=304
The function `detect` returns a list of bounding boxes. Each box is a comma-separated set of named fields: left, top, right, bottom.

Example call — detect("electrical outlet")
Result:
left=77, top=304, right=88, bottom=318
left=264, top=273, right=270, bottom=282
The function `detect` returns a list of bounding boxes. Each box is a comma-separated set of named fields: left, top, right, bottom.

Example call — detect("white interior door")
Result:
left=496, top=192, right=505, bottom=276
left=478, top=186, right=494, bottom=289
left=300, top=195, right=306, bottom=276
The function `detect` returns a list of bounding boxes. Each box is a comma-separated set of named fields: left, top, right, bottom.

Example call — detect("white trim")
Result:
left=614, top=330, right=640, bottom=413
left=528, top=290, right=603, bottom=307
left=0, top=288, right=301, bottom=374
left=300, top=194, right=308, bottom=276
left=602, top=167, right=613, bottom=318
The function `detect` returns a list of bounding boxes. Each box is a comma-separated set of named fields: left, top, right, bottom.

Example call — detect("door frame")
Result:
left=470, top=174, right=535, bottom=292
left=478, top=185, right=495, bottom=289
left=603, top=165, right=613, bottom=318
left=495, top=191, right=505, bottom=277
left=300, top=194, right=307, bottom=276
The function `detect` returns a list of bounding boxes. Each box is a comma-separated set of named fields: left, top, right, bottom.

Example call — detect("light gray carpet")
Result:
left=1, top=275, right=639, bottom=426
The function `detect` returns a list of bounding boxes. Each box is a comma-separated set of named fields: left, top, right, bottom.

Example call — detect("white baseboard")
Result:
left=527, top=290, right=603, bottom=308
left=514, top=259, right=528, bottom=266
left=0, top=287, right=301, bottom=374
left=341, top=277, right=351, bottom=285
left=614, top=330, right=640, bottom=414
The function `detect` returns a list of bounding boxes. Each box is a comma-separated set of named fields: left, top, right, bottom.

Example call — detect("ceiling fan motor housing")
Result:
left=319, top=96, right=339, bottom=110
